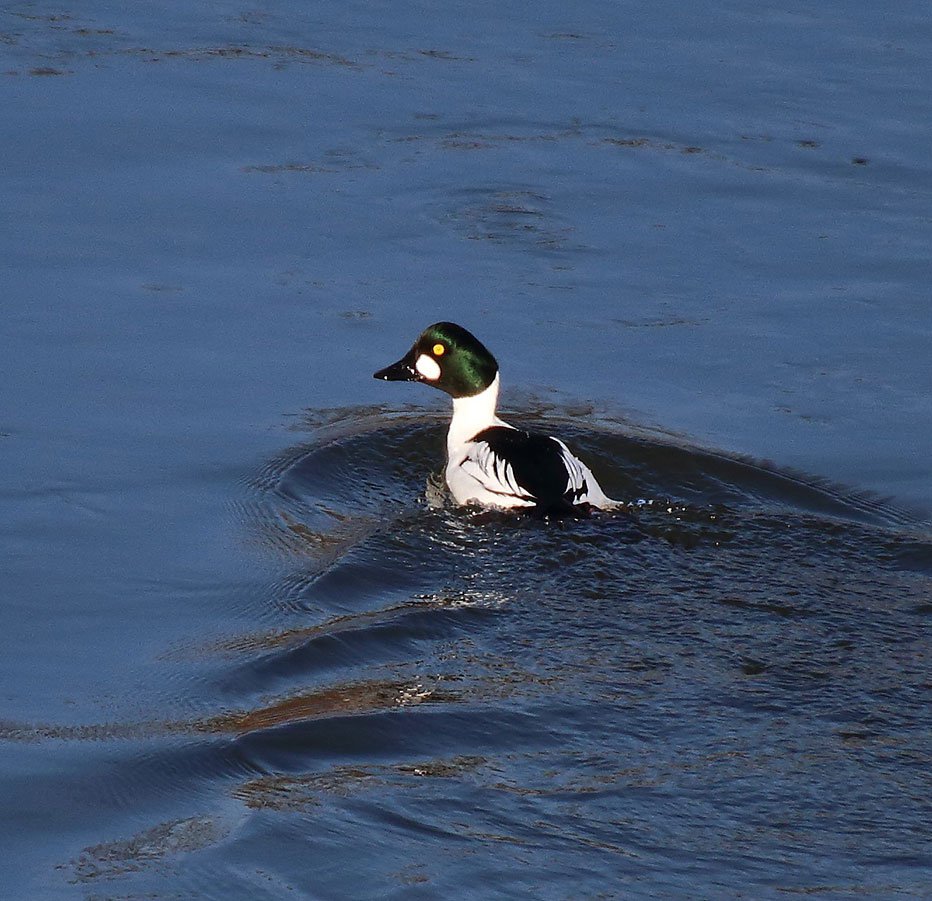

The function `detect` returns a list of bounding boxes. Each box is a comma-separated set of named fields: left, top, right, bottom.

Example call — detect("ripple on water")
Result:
left=57, top=408, right=932, bottom=896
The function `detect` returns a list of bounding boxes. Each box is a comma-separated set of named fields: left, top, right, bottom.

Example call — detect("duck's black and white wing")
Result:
left=448, top=426, right=614, bottom=513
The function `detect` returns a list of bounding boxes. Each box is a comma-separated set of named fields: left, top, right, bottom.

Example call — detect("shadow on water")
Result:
left=18, top=407, right=931, bottom=896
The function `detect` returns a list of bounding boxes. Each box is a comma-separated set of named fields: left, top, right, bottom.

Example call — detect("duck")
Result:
left=373, top=322, right=619, bottom=516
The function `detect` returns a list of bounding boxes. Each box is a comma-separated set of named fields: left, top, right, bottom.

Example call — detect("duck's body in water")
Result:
left=374, top=322, right=618, bottom=517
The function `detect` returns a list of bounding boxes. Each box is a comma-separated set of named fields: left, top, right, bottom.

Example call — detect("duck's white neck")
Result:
left=447, top=373, right=502, bottom=456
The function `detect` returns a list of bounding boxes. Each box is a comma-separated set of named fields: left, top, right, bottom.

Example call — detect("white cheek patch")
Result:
left=415, top=353, right=442, bottom=381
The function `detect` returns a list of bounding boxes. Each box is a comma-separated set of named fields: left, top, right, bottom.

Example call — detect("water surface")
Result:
left=1, top=1, right=930, bottom=897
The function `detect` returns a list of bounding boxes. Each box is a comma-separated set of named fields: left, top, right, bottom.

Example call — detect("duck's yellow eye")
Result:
left=432, top=343, right=445, bottom=356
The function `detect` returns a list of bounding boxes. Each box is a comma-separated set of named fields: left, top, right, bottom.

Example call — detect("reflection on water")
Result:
left=234, top=755, right=487, bottom=812
left=192, top=678, right=443, bottom=736
left=69, top=816, right=228, bottom=884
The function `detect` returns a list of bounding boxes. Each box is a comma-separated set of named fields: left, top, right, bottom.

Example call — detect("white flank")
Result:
left=415, top=353, right=441, bottom=381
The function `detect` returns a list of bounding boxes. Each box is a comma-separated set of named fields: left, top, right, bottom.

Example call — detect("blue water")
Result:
left=2, top=1, right=930, bottom=897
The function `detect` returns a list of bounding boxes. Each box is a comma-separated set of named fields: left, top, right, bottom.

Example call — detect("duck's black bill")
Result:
left=373, top=350, right=420, bottom=382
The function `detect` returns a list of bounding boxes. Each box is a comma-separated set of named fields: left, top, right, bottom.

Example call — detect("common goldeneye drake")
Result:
left=373, top=322, right=619, bottom=516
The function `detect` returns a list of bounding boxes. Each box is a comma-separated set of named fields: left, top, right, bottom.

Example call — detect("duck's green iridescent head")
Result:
left=373, top=322, right=499, bottom=399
